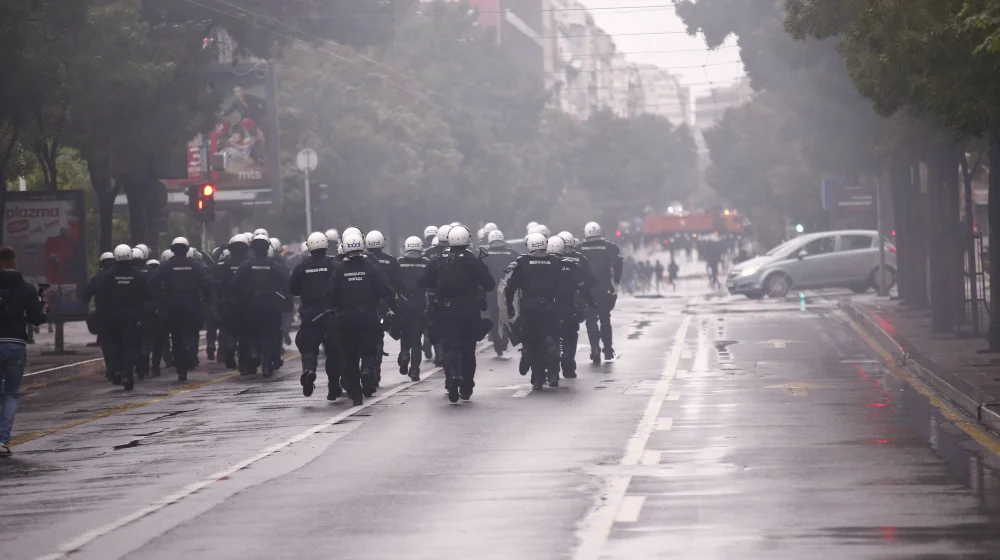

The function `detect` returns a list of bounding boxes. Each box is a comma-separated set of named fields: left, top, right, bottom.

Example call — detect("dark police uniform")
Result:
left=396, top=253, right=430, bottom=380
left=577, top=237, right=623, bottom=362
left=153, top=253, right=210, bottom=380
left=290, top=251, right=340, bottom=398
left=324, top=251, right=395, bottom=402
left=93, top=262, right=150, bottom=390
left=419, top=246, right=494, bottom=401
left=231, top=251, right=289, bottom=377
left=504, top=251, right=562, bottom=388
left=481, top=243, right=519, bottom=355
left=554, top=253, right=596, bottom=378
left=369, top=247, right=403, bottom=384
left=421, top=243, right=448, bottom=365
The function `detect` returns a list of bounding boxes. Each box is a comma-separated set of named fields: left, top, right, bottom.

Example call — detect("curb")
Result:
left=840, top=300, right=1000, bottom=433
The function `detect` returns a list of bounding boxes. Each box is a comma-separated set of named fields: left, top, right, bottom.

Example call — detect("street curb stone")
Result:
left=24, top=357, right=106, bottom=386
left=840, top=300, right=1000, bottom=433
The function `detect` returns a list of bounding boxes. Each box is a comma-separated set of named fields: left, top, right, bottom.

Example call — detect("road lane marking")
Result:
left=511, top=386, right=532, bottom=398
left=573, top=314, right=692, bottom=560
left=666, top=392, right=680, bottom=401
left=655, top=418, right=673, bottom=431
left=35, top=343, right=490, bottom=560
left=675, top=369, right=689, bottom=379
left=640, top=450, right=661, bottom=466
left=614, top=496, right=646, bottom=523
left=682, top=349, right=693, bottom=359
left=759, top=339, right=796, bottom=349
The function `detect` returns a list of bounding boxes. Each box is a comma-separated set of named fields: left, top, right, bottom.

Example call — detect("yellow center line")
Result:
left=11, top=353, right=301, bottom=447
left=845, top=319, right=1000, bottom=456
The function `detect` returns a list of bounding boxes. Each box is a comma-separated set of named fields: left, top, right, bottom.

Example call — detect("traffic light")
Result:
left=200, top=183, right=216, bottom=222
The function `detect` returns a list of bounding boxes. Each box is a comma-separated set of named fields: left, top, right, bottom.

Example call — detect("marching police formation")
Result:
left=81, top=220, right=622, bottom=406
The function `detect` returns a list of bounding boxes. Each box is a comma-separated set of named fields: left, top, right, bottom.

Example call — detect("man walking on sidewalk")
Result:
left=0, top=246, right=48, bottom=457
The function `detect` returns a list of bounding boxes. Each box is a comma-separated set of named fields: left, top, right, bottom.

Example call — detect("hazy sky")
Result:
left=580, top=1, right=746, bottom=94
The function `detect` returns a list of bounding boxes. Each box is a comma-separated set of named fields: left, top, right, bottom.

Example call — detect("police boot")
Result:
left=562, top=358, right=577, bottom=379
left=110, top=371, right=122, bottom=385
left=518, top=351, right=530, bottom=376
left=590, top=349, right=602, bottom=365
left=328, top=383, right=343, bottom=402
left=444, top=353, right=461, bottom=403
left=361, top=357, right=377, bottom=397
left=398, top=351, right=409, bottom=375
left=151, top=365, right=161, bottom=377
left=206, top=345, right=216, bottom=361
left=122, top=372, right=135, bottom=391
left=408, top=363, right=420, bottom=382
left=301, top=368, right=317, bottom=397
left=177, top=368, right=188, bottom=382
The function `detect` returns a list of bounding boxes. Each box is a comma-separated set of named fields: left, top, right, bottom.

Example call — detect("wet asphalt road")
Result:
left=5, top=279, right=1000, bottom=559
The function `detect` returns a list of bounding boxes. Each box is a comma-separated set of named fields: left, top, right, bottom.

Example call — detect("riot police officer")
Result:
left=422, top=224, right=452, bottom=367
left=423, top=225, right=438, bottom=250
left=482, top=230, right=519, bottom=356
left=93, top=245, right=150, bottom=391
left=419, top=226, right=495, bottom=403
left=366, top=230, right=402, bottom=385
left=231, top=234, right=289, bottom=377
left=324, top=231, right=395, bottom=406
left=152, top=238, right=210, bottom=381
left=548, top=235, right=596, bottom=379
left=81, top=252, right=117, bottom=383
left=396, top=236, right=429, bottom=381
left=216, top=234, right=250, bottom=369
left=578, top=222, right=623, bottom=363
left=291, top=232, right=339, bottom=399
left=505, top=232, right=562, bottom=390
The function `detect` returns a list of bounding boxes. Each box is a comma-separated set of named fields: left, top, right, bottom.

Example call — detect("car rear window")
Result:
left=841, top=235, right=873, bottom=251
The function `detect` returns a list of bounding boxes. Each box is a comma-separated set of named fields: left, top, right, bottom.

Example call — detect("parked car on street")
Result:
left=727, top=230, right=896, bottom=298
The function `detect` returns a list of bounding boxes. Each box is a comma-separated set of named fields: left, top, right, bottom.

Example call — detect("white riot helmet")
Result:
left=488, top=230, right=505, bottom=244
left=325, top=229, right=340, bottom=245
left=253, top=228, right=269, bottom=237
left=135, top=244, right=150, bottom=260
left=161, top=249, right=174, bottom=260
left=243, top=232, right=253, bottom=242
left=431, top=237, right=440, bottom=247
left=547, top=235, right=566, bottom=255
left=404, top=236, right=423, bottom=253
left=269, top=237, right=281, bottom=252
left=484, top=222, right=498, bottom=233
left=365, top=230, right=386, bottom=250
left=558, top=231, right=574, bottom=247
left=342, top=231, right=365, bottom=253
left=267, top=245, right=274, bottom=257
left=230, top=234, right=248, bottom=247
left=221, top=249, right=230, bottom=259
left=147, top=259, right=160, bottom=267
left=476, top=228, right=486, bottom=242
left=99, top=252, right=114, bottom=263
left=307, top=232, right=329, bottom=252
left=437, top=224, right=453, bottom=244
left=171, top=237, right=189, bottom=250
left=300, top=241, right=308, bottom=253
left=337, top=243, right=344, bottom=255
left=448, top=225, right=471, bottom=247
left=526, top=221, right=539, bottom=232
left=187, top=247, right=198, bottom=259
left=527, top=224, right=543, bottom=235
left=131, top=247, right=144, bottom=261
left=449, top=221, right=461, bottom=227
left=343, top=227, right=362, bottom=238
left=113, top=244, right=132, bottom=261
left=423, top=225, right=438, bottom=239
left=537, top=224, right=551, bottom=237
left=584, top=221, right=602, bottom=239
left=525, top=232, right=547, bottom=253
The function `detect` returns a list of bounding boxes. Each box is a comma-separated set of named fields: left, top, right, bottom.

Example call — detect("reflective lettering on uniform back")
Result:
left=173, top=266, right=193, bottom=270
left=305, top=267, right=328, bottom=274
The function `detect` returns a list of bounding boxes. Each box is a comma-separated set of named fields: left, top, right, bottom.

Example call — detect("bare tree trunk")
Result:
left=988, top=124, right=1000, bottom=350
left=88, top=158, right=119, bottom=253
left=889, top=158, right=910, bottom=301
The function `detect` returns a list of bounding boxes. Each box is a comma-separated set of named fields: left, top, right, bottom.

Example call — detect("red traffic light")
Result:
left=615, top=230, right=622, bottom=236
left=202, top=184, right=216, bottom=197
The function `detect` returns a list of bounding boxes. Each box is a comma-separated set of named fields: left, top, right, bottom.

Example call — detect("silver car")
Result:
left=727, top=230, right=897, bottom=298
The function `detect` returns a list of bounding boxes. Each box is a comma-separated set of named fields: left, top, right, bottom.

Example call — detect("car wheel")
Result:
left=869, top=266, right=896, bottom=292
left=849, top=284, right=870, bottom=294
left=765, top=273, right=790, bottom=298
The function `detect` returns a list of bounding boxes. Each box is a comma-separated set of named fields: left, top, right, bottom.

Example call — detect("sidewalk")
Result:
left=842, top=297, right=1000, bottom=434
left=23, top=321, right=105, bottom=383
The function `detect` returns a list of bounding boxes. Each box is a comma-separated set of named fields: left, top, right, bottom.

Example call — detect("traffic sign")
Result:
left=296, top=148, right=318, bottom=172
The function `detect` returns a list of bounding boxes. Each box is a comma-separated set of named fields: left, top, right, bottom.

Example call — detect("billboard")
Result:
left=163, top=60, right=280, bottom=207
left=0, top=191, right=88, bottom=321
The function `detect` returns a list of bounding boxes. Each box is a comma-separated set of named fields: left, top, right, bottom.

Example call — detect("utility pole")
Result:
left=297, top=148, right=318, bottom=234
left=876, top=177, right=887, bottom=296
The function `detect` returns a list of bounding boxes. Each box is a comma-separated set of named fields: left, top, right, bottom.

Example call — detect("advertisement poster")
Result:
left=0, top=191, right=88, bottom=321
left=164, top=61, right=279, bottom=201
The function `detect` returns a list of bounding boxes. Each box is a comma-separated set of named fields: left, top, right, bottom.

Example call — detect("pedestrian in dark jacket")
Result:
left=0, top=246, right=48, bottom=457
